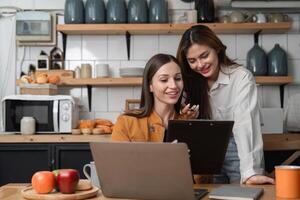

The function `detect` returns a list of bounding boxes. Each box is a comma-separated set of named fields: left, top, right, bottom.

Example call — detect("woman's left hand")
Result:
left=180, top=104, right=199, bottom=119
left=245, top=175, right=275, bottom=185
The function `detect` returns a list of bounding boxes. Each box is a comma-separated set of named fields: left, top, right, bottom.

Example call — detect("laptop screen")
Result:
left=166, top=119, right=234, bottom=174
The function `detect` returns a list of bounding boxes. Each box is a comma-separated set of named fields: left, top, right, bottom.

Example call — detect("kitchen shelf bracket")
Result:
left=87, top=85, right=92, bottom=112
left=280, top=84, right=285, bottom=108
left=126, top=31, right=131, bottom=60
left=61, top=32, right=67, bottom=60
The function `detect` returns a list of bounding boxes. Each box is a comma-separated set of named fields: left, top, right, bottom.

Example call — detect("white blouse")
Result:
left=209, top=65, right=264, bottom=183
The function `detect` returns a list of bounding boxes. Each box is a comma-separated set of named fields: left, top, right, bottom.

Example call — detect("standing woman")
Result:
left=112, top=54, right=198, bottom=142
left=177, top=25, right=274, bottom=185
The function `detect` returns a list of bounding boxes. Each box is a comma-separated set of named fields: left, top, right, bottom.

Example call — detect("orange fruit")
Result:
left=31, top=171, right=55, bottom=194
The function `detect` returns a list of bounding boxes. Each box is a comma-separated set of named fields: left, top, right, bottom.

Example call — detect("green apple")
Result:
left=52, top=169, right=61, bottom=191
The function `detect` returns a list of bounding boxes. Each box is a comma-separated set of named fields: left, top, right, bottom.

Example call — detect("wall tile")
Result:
left=82, top=35, right=107, bottom=60
left=17, top=46, right=30, bottom=60
left=133, top=86, right=142, bottom=99
left=261, top=34, right=287, bottom=53
left=288, top=14, right=300, bottom=34
left=287, top=34, right=300, bottom=59
left=288, top=59, right=300, bottom=84
left=167, top=0, right=192, bottom=9
left=34, top=0, right=65, bottom=10
left=94, top=112, right=121, bottom=123
left=66, top=35, right=82, bottom=60
left=107, top=35, right=127, bottom=60
left=159, top=35, right=181, bottom=56
left=132, top=35, right=159, bottom=60
left=236, top=34, right=254, bottom=60
left=92, top=87, right=108, bottom=111
left=261, top=86, right=281, bottom=107
left=217, top=34, right=236, bottom=60
left=79, top=111, right=95, bottom=120
left=108, top=87, right=134, bottom=111
left=30, top=46, right=52, bottom=60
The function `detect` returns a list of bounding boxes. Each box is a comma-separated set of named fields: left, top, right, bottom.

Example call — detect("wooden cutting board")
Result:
left=21, top=186, right=99, bottom=200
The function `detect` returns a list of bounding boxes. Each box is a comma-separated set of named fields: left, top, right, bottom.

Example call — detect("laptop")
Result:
left=90, top=142, right=208, bottom=200
left=166, top=119, right=234, bottom=175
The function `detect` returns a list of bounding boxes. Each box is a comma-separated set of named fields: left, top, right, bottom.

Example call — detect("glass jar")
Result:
left=21, top=117, right=36, bottom=135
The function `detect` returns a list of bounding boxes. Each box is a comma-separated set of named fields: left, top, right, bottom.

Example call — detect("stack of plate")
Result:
left=120, top=67, right=144, bottom=77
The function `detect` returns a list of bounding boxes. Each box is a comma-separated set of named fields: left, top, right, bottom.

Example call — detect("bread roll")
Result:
left=95, top=118, right=113, bottom=127
left=95, top=125, right=111, bottom=134
left=79, top=120, right=95, bottom=129
left=81, top=128, right=92, bottom=135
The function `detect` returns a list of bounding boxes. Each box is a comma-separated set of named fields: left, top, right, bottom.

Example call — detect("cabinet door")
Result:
left=0, top=144, right=51, bottom=186
left=53, top=144, right=93, bottom=179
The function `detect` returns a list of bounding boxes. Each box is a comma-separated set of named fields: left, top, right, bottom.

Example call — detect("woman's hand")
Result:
left=245, top=175, right=275, bottom=185
left=180, top=104, right=199, bottom=119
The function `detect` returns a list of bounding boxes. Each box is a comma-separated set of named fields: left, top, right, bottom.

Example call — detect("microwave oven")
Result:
left=2, top=95, right=79, bottom=133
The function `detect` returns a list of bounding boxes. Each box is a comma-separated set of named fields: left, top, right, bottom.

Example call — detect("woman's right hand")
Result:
left=180, top=104, right=199, bottom=119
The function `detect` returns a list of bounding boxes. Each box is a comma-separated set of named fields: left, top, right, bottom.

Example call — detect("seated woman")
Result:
left=111, top=53, right=199, bottom=142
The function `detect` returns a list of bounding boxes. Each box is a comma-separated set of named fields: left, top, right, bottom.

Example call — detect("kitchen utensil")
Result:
left=21, top=185, right=99, bottom=200
left=149, top=0, right=168, bottom=23
left=252, top=13, right=267, bottom=23
left=268, top=44, right=288, bottom=76
left=195, top=0, right=215, bottom=23
left=85, top=0, right=106, bottom=23
left=64, top=0, right=85, bottom=24
left=246, top=34, right=267, bottom=76
left=107, top=0, right=127, bottom=23
left=219, top=15, right=230, bottom=23
left=128, top=0, right=148, bottom=23
left=96, top=64, right=109, bottom=78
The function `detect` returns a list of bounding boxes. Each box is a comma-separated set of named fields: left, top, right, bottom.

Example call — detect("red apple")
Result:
left=57, top=169, right=79, bottom=194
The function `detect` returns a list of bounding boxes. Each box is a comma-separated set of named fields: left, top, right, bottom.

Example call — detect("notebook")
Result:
left=209, top=185, right=264, bottom=200
left=90, top=142, right=208, bottom=200
left=166, top=119, right=234, bottom=174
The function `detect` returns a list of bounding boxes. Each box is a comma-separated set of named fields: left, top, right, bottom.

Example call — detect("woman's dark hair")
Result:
left=125, top=53, right=183, bottom=118
left=176, top=25, right=237, bottom=119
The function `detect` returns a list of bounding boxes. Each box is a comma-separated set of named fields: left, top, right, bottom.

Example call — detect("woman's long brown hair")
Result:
left=176, top=25, right=237, bottom=119
left=125, top=54, right=183, bottom=118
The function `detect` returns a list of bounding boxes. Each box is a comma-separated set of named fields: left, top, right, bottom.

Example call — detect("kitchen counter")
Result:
left=0, top=134, right=111, bottom=143
left=0, top=133, right=300, bottom=148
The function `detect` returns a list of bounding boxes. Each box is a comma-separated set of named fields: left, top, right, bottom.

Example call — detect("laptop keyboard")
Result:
left=194, top=188, right=208, bottom=200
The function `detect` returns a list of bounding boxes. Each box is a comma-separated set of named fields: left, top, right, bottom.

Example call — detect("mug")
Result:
left=96, top=64, right=109, bottom=78
left=229, top=11, right=251, bottom=23
left=219, top=15, right=230, bottom=23
left=252, top=13, right=266, bottom=23
left=83, top=161, right=100, bottom=188
left=80, top=64, right=92, bottom=79
left=275, top=165, right=300, bottom=198
left=268, top=13, right=289, bottom=23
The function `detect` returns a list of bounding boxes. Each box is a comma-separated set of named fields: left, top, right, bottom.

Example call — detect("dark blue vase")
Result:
left=195, top=0, right=215, bottom=23
left=128, top=0, right=148, bottom=23
left=107, top=0, right=127, bottom=23
left=85, top=0, right=106, bottom=23
left=246, top=43, right=268, bottom=76
left=149, top=0, right=168, bottom=23
left=64, top=0, right=85, bottom=24
left=268, top=44, right=288, bottom=76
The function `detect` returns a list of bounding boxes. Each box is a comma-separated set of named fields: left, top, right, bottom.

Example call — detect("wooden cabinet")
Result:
left=0, top=143, right=92, bottom=186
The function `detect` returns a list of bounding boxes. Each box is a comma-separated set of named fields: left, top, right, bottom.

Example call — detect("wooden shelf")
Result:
left=59, top=77, right=143, bottom=86
left=17, top=76, right=293, bottom=87
left=255, top=76, right=293, bottom=85
left=57, top=22, right=292, bottom=35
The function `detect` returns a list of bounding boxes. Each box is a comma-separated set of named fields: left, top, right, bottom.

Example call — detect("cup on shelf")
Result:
left=96, top=64, right=109, bottom=78
left=81, top=64, right=92, bottom=79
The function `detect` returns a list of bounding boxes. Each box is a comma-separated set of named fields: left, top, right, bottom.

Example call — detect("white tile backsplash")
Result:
left=287, top=34, right=300, bottom=59
left=66, top=35, right=82, bottom=60
left=107, top=35, right=127, bottom=60
left=108, top=87, right=134, bottom=112
left=261, top=34, right=288, bottom=53
left=236, top=35, right=254, bottom=60
left=218, top=34, right=236, bottom=60
left=92, top=87, right=108, bottom=111
left=159, top=35, right=181, bottom=56
left=82, top=35, right=108, bottom=60
left=132, top=35, right=159, bottom=60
